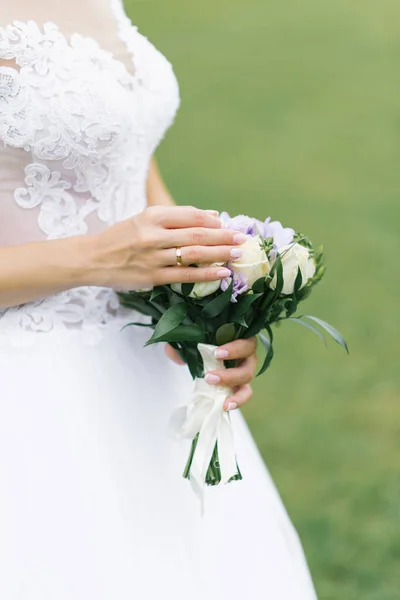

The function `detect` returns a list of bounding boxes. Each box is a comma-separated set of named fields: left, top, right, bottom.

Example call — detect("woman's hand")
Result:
left=165, top=337, right=258, bottom=411
left=87, top=205, right=246, bottom=290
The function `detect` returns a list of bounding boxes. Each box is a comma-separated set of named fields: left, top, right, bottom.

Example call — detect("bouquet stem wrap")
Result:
left=170, top=343, right=242, bottom=511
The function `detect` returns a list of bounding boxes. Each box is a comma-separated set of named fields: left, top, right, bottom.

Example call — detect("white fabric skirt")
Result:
left=0, top=323, right=317, bottom=599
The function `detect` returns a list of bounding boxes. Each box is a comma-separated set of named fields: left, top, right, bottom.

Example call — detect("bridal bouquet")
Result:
left=118, top=212, right=347, bottom=502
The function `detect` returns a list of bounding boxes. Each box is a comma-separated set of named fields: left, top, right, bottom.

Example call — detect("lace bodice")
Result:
left=0, top=0, right=180, bottom=345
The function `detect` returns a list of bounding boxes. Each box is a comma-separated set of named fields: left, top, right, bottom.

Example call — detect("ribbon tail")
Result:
left=217, top=413, right=239, bottom=485
left=188, top=401, right=221, bottom=495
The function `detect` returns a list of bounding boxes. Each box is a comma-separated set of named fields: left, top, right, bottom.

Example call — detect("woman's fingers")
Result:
left=224, top=384, right=253, bottom=411
left=205, top=354, right=258, bottom=389
left=214, top=337, right=257, bottom=361
left=164, top=344, right=185, bottom=365
left=159, top=244, right=243, bottom=267
left=155, top=264, right=231, bottom=285
left=153, top=205, right=222, bottom=229
left=163, top=227, right=247, bottom=249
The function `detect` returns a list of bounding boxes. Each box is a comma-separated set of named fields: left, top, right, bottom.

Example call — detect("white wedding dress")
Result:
left=0, top=1, right=318, bottom=598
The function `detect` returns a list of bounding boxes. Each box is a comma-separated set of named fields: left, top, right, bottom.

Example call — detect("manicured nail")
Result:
left=233, top=233, right=247, bottom=245
left=227, top=402, right=238, bottom=411
left=205, top=373, right=220, bottom=385
left=214, top=348, right=229, bottom=359
left=205, top=209, right=220, bottom=216
left=216, top=268, right=231, bottom=278
left=230, top=248, right=243, bottom=259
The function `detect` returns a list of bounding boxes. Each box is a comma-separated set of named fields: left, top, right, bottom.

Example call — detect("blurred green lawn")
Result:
left=125, top=1, right=400, bottom=598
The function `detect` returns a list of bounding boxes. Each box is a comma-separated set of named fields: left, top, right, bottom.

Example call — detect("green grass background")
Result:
left=125, top=1, right=400, bottom=598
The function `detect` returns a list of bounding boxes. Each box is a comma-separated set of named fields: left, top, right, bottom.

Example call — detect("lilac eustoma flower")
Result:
left=220, top=211, right=293, bottom=247
left=263, top=218, right=294, bottom=249
left=219, top=212, right=264, bottom=237
left=221, top=272, right=249, bottom=303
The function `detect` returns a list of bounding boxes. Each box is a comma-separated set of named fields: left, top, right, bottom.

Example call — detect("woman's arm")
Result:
left=0, top=207, right=242, bottom=310
left=0, top=236, right=96, bottom=309
left=146, top=158, right=176, bottom=207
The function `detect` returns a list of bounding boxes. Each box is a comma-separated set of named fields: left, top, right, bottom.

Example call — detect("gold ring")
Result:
left=176, top=246, right=183, bottom=266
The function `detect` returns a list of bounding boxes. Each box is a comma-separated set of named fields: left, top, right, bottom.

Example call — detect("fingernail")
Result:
left=214, top=348, right=229, bottom=359
left=205, top=209, right=220, bottom=216
left=205, top=373, right=220, bottom=385
left=233, top=233, right=247, bottom=245
left=227, top=402, right=238, bottom=411
left=216, top=268, right=231, bottom=278
left=230, top=248, right=243, bottom=259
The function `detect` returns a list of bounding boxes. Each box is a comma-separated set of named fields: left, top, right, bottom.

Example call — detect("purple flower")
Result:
left=220, top=211, right=293, bottom=247
left=220, top=271, right=249, bottom=303
left=263, top=218, right=294, bottom=248
left=219, top=211, right=264, bottom=237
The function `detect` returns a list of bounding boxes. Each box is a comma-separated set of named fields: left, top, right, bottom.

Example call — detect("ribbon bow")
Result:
left=170, top=343, right=239, bottom=512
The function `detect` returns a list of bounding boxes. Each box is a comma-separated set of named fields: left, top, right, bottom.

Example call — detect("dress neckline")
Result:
left=2, top=8, right=141, bottom=85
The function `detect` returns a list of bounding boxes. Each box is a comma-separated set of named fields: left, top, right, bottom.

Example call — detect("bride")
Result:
left=0, top=0, right=318, bottom=598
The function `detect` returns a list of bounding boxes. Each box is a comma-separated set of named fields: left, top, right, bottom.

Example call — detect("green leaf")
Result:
left=145, top=302, right=188, bottom=345
left=296, top=286, right=312, bottom=302
left=182, top=282, right=195, bottom=297
left=294, top=267, right=303, bottom=295
left=252, top=277, right=266, bottom=294
left=145, top=324, right=205, bottom=346
left=150, top=287, right=165, bottom=301
left=288, top=317, right=327, bottom=347
left=303, top=315, right=349, bottom=353
left=121, top=321, right=154, bottom=330
left=231, top=315, right=248, bottom=327
left=256, top=327, right=274, bottom=376
left=243, top=308, right=267, bottom=338
left=216, top=323, right=236, bottom=345
left=179, top=345, right=203, bottom=379
left=117, top=292, right=162, bottom=320
left=202, top=279, right=233, bottom=319
left=231, top=292, right=263, bottom=320
left=269, top=254, right=283, bottom=298
left=284, top=297, right=298, bottom=319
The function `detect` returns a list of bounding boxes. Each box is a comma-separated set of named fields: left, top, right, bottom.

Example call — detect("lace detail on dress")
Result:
left=0, top=9, right=180, bottom=345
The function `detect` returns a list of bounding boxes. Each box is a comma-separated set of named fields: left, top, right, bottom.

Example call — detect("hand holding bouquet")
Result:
left=118, top=212, right=347, bottom=504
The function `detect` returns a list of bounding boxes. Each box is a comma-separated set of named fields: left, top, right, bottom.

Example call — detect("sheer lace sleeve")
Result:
left=0, top=12, right=179, bottom=344
left=0, top=64, right=38, bottom=149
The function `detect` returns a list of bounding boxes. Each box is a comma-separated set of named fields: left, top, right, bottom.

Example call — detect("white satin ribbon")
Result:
left=170, top=343, right=239, bottom=512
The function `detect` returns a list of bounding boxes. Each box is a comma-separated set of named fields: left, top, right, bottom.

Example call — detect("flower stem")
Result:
left=183, top=437, right=243, bottom=486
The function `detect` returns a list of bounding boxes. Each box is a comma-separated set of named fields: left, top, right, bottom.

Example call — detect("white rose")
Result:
left=171, top=263, right=223, bottom=299
left=231, top=234, right=270, bottom=287
left=270, top=243, right=316, bottom=295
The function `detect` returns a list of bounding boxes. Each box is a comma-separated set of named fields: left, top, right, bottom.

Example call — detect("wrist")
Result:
left=69, top=234, right=106, bottom=287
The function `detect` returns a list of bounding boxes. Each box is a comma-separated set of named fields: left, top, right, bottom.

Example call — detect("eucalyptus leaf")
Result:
left=288, top=317, right=327, bottom=347
left=303, top=315, right=349, bottom=353
left=216, top=323, right=236, bottom=345
left=145, top=302, right=188, bottom=345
